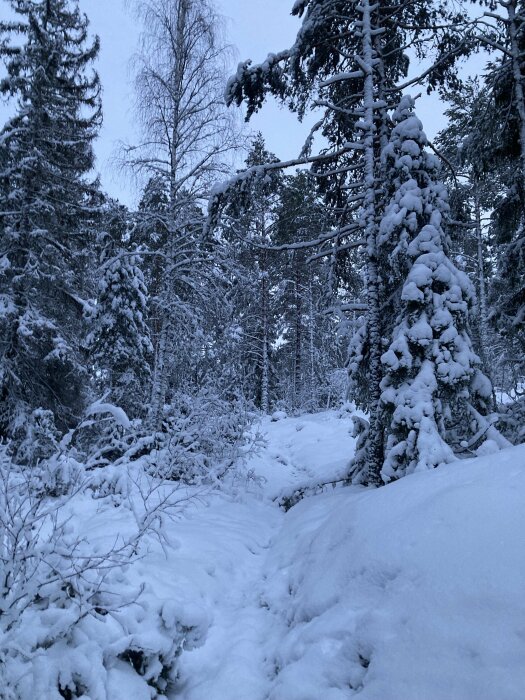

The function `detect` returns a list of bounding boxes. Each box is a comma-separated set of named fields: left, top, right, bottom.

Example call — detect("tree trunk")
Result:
left=308, top=274, right=316, bottom=409
left=473, top=180, right=497, bottom=409
left=148, top=0, right=189, bottom=431
left=359, top=0, right=383, bottom=485
left=293, top=251, right=303, bottom=409
left=261, top=257, right=270, bottom=414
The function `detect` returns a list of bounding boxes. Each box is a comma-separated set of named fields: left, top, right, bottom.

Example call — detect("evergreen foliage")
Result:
left=87, top=204, right=153, bottom=420
left=378, top=97, right=492, bottom=480
left=0, top=0, right=101, bottom=437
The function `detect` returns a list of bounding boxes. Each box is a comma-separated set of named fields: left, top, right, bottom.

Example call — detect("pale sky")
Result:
left=84, top=0, right=461, bottom=205
left=1, top=1, right=484, bottom=205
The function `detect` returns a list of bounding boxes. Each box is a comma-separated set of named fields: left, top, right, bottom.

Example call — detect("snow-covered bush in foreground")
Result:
left=0, top=445, right=207, bottom=699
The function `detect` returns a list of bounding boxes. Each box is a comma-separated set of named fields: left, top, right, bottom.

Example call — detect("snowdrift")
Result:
left=261, top=438, right=525, bottom=700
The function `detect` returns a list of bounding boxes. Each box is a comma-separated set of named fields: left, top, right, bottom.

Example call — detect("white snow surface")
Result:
left=32, top=411, right=525, bottom=698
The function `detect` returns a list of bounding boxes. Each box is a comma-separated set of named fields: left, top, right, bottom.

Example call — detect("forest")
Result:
left=0, top=0, right=524, bottom=698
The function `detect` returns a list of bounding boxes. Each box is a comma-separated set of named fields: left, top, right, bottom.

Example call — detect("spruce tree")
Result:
left=87, top=204, right=153, bottom=420
left=0, top=0, right=101, bottom=437
left=377, top=97, right=493, bottom=481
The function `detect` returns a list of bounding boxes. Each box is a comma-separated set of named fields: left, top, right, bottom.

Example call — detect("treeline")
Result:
left=1, top=0, right=525, bottom=484
left=0, top=0, right=347, bottom=472
left=226, top=0, right=525, bottom=484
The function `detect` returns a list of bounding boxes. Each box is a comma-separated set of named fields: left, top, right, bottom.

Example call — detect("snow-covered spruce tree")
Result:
left=87, top=204, right=153, bottom=420
left=226, top=0, right=472, bottom=484
left=126, top=0, right=236, bottom=431
left=377, top=96, right=493, bottom=481
left=0, top=0, right=101, bottom=439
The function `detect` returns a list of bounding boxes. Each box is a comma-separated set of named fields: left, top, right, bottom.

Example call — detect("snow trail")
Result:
left=171, top=411, right=357, bottom=699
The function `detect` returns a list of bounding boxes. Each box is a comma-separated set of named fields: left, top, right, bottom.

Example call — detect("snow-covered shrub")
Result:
left=65, top=399, right=137, bottom=472
left=497, top=396, right=525, bottom=445
left=14, top=408, right=60, bottom=466
left=348, top=415, right=370, bottom=483
left=34, top=453, right=85, bottom=498
left=337, top=400, right=356, bottom=418
left=0, top=445, right=204, bottom=699
left=271, top=410, right=288, bottom=422
left=323, top=368, right=350, bottom=409
left=148, top=390, right=258, bottom=484
left=87, top=462, right=131, bottom=502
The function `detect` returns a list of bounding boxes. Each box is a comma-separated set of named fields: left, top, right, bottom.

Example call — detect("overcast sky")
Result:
left=81, top=0, right=315, bottom=204
left=0, top=1, right=483, bottom=205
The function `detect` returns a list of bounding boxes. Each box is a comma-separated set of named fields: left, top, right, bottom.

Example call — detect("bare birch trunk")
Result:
left=148, top=0, right=189, bottom=431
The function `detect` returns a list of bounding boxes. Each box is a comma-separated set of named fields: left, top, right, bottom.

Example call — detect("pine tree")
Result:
left=87, top=204, right=153, bottom=419
left=377, top=96, right=493, bottom=481
left=0, top=0, right=101, bottom=437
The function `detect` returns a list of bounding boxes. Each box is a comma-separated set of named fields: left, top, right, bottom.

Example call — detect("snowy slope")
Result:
left=27, top=411, right=524, bottom=699
left=260, top=444, right=525, bottom=700
left=169, top=412, right=525, bottom=700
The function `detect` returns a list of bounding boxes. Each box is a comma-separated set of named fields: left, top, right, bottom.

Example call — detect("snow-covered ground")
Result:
left=27, top=411, right=525, bottom=699
left=171, top=412, right=525, bottom=700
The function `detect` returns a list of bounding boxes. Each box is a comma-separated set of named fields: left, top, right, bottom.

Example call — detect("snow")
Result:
left=86, top=398, right=131, bottom=429
left=172, top=414, right=525, bottom=699
left=7, top=411, right=525, bottom=698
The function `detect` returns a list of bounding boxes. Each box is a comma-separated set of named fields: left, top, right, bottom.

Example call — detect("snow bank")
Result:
left=262, top=444, right=525, bottom=699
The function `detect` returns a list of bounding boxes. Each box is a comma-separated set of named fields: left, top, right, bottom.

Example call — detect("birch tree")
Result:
left=126, top=0, right=236, bottom=431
